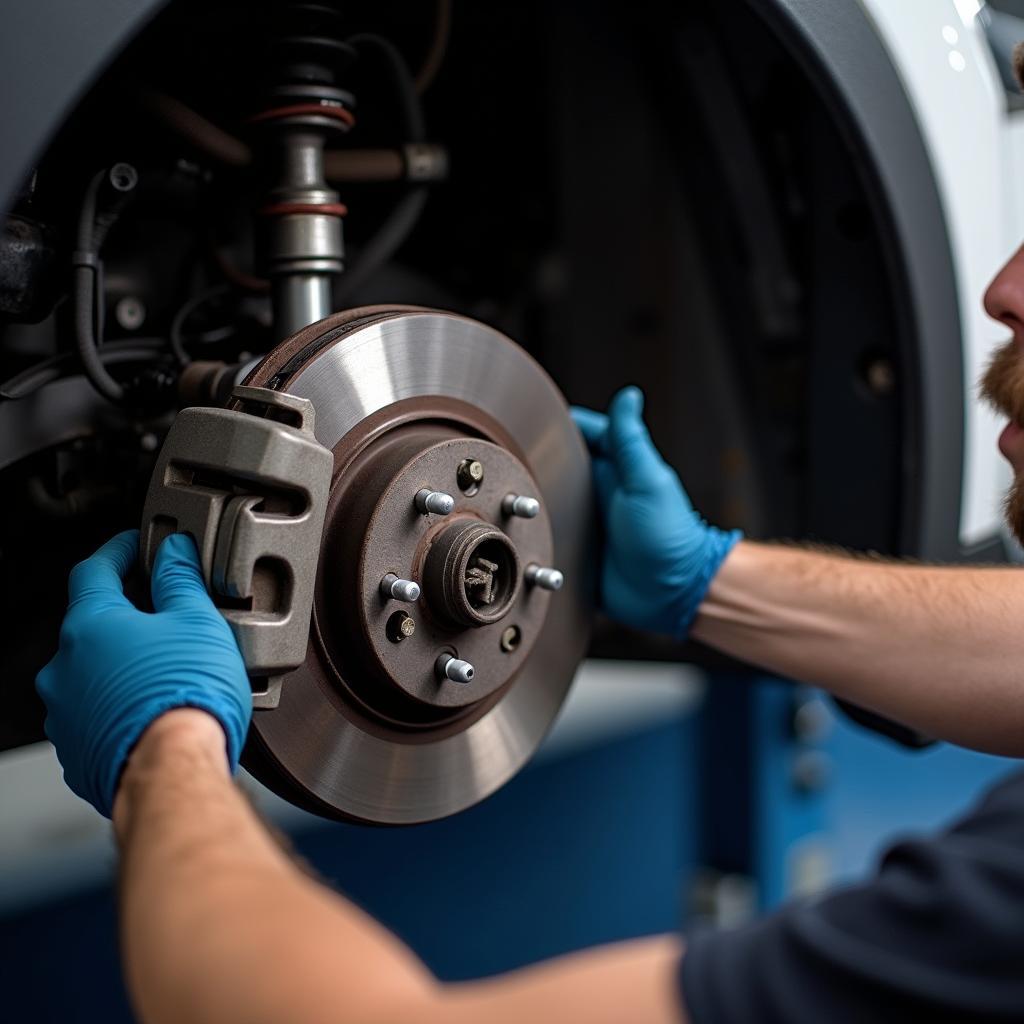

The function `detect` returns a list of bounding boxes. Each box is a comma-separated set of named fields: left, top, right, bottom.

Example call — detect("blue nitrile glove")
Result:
left=36, top=530, right=252, bottom=817
left=571, top=386, right=741, bottom=638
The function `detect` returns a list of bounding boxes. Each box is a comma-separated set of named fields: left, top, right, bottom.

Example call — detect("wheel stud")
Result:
left=380, top=573, right=421, bottom=602
left=525, top=564, right=563, bottom=591
left=437, top=654, right=475, bottom=683
left=502, top=494, right=540, bottom=519
left=415, top=488, right=455, bottom=515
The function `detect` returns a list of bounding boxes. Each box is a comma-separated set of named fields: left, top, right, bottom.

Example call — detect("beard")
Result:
left=980, top=338, right=1024, bottom=544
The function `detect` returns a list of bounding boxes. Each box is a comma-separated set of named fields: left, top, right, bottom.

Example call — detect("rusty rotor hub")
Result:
left=235, top=306, right=594, bottom=824
left=317, top=427, right=555, bottom=719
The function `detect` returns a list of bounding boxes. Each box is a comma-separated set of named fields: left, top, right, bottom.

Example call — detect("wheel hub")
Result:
left=317, top=432, right=552, bottom=717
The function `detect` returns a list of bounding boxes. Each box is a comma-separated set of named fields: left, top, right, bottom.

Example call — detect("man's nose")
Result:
left=984, top=245, right=1024, bottom=332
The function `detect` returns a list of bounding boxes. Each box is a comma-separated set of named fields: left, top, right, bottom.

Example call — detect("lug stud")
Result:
left=415, top=488, right=455, bottom=515
left=525, top=564, right=564, bottom=591
left=437, top=654, right=475, bottom=684
left=502, top=493, right=540, bottom=519
left=380, top=573, right=421, bottom=602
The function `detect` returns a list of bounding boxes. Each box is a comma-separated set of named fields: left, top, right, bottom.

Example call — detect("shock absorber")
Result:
left=252, top=3, right=356, bottom=340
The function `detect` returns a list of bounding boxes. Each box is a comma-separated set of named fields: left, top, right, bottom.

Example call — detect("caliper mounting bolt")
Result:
left=437, top=654, right=475, bottom=684
left=380, top=573, right=421, bottom=602
left=525, top=564, right=564, bottom=591
left=457, top=458, right=485, bottom=493
left=387, top=612, right=417, bottom=643
left=500, top=626, right=522, bottom=652
left=415, top=489, right=456, bottom=516
left=502, top=494, right=540, bottom=519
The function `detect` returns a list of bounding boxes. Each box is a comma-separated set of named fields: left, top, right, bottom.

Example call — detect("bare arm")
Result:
left=693, top=540, right=1024, bottom=756
left=114, top=708, right=684, bottom=1024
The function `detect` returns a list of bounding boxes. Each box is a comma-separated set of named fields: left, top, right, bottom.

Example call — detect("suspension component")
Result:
left=253, top=3, right=356, bottom=339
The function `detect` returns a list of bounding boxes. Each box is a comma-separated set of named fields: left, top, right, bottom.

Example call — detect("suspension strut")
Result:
left=252, top=3, right=356, bottom=340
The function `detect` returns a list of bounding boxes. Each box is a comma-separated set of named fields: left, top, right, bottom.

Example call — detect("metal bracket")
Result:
left=140, top=385, right=332, bottom=709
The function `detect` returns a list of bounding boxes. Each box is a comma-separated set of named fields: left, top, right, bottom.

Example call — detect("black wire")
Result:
left=169, top=283, right=234, bottom=366
left=415, top=0, right=452, bottom=95
left=0, top=339, right=166, bottom=400
left=338, top=33, right=429, bottom=303
left=75, top=170, right=103, bottom=253
left=347, top=33, right=425, bottom=142
left=334, top=189, right=428, bottom=302
left=73, top=170, right=127, bottom=403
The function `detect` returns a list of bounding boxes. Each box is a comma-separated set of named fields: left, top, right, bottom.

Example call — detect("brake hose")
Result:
left=72, top=164, right=138, bottom=403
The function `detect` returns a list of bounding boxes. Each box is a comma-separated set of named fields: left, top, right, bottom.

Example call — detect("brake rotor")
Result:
left=235, top=306, right=594, bottom=824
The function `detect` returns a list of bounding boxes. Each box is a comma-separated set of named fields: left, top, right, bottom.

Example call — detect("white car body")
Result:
left=863, top=0, right=1017, bottom=547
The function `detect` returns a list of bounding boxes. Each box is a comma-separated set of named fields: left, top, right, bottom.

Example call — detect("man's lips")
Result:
left=999, top=419, right=1024, bottom=467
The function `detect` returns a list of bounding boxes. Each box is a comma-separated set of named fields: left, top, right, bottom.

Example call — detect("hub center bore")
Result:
left=423, top=520, right=521, bottom=628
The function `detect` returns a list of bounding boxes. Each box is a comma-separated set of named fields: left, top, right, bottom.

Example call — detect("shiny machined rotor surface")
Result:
left=240, top=307, right=594, bottom=824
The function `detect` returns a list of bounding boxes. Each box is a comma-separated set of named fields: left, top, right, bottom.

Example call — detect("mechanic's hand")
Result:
left=572, top=386, right=741, bottom=637
left=36, top=530, right=252, bottom=817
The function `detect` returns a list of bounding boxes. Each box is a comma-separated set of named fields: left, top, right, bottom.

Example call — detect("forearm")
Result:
left=692, top=540, right=1024, bottom=755
left=113, top=709, right=437, bottom=1024
left=113, top=711, right=685, bottom=1024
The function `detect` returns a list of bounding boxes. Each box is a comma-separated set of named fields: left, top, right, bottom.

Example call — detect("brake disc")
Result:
left=223, top=306, right=593, bottom=824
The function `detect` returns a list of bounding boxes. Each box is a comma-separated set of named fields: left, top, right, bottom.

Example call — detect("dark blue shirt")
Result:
left=681, top=769, right=1024, bottom=1022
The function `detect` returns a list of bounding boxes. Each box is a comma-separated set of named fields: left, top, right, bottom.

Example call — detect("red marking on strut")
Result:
left=258, top=202, right=349, bottom=218
left=250, top=104, right=355, bottom=128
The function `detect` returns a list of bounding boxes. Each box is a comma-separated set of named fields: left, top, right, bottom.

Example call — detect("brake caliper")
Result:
left=140, top=385, right=332, bottom=708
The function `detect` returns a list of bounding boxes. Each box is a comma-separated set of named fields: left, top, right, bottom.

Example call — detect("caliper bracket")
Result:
left=140, top=385, right=332, bottom=709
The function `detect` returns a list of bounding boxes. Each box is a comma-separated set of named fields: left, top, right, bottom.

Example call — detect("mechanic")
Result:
left=33, top=165, right=1024, bottom=1024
